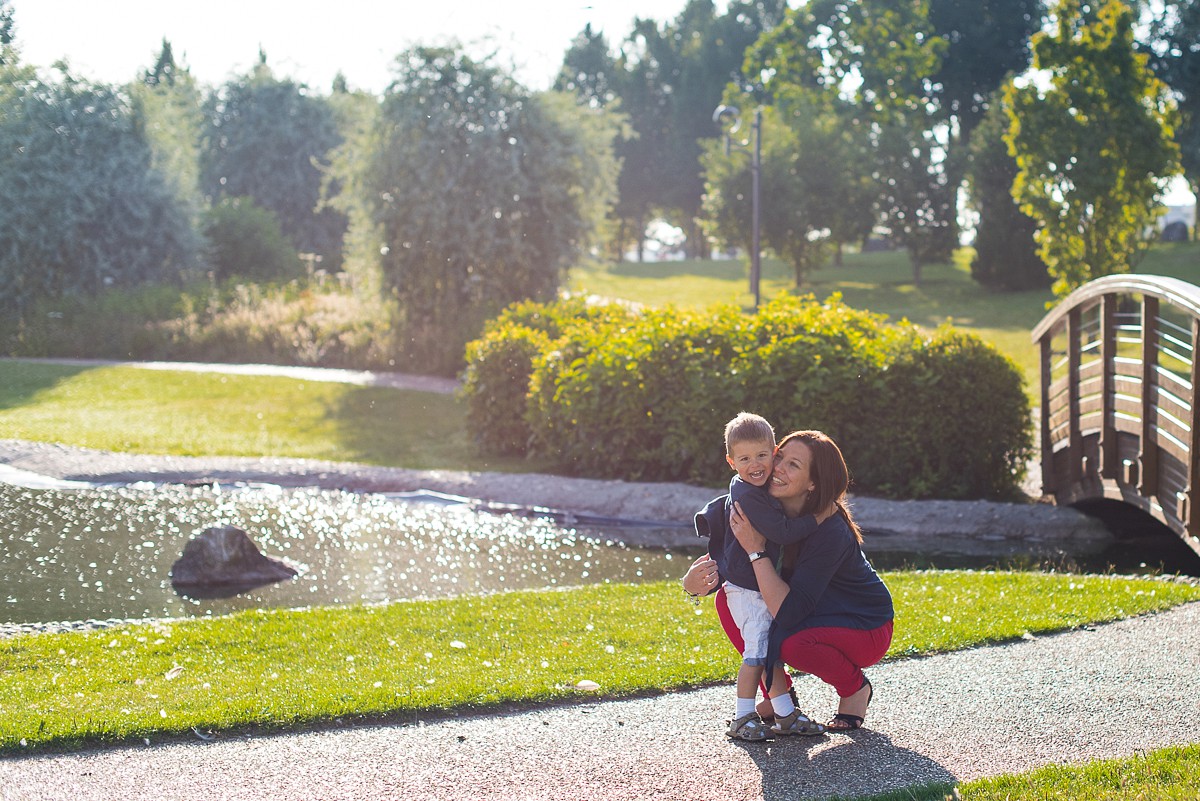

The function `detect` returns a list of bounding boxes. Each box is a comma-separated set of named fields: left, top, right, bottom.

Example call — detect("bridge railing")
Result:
left=1032, top=274, right=1200, bottom=557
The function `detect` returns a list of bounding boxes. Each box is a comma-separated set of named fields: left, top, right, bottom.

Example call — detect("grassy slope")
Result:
left=0, top=359, right=549, bottom=473
left=569, top=242, right=1200, bottom=396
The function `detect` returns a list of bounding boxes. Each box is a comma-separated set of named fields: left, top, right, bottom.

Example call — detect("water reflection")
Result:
left=0, top=483, right=699, bottom=626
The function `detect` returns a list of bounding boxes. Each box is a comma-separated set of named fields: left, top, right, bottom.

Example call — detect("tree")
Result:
left=555, top=23, right=619, bottom=108
left=926, top=0, right=1046, bottom=148
left=200, top=52, right=345, bottom=267
left=966, top=93, right=1049, bottom=290
left=562, top=1, right=786, bottom=260
left=702, top=93, right=872, bottom=286
left=0, top=67, right=200, bottom=320
left=0, top=0, right=14, bottom=65
left=749, top=0, right=955, bottom=282
left=656, top=0, right=788, bottom=257
left=1140, top=0, right=1200, bottom=217
left=130, top=40, right=205, bottom=232
left=333, top=46, right=621, bottom=375
left=1005, top=0, right=1181, bottom=295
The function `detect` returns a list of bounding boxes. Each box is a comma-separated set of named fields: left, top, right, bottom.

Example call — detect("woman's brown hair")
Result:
left=778, top=430, right=863, bottom=544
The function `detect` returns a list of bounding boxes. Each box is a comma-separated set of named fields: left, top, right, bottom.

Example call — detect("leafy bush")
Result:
left=154, top=280, right=400, bottom=368
left=461, top=324, right=551, bottom=455
left=0, top=283, right=191, bottom=360
left=463, top=294, right=1032, bottom=499
left=859, top=327, right=1034, bottom=499
left=527, top=304, right=749, bottom=482
left=202, top=197, right=301, bottom=282
left=459, top=296, right=639, bottom=455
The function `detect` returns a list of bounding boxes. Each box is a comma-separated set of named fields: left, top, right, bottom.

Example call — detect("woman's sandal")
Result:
left=726, top=712, right=772, bottom=741
left=827, top=678, right=873, bottom=731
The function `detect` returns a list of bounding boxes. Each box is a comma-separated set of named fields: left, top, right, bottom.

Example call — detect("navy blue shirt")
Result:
left=765, top=511, right=894, bottom=684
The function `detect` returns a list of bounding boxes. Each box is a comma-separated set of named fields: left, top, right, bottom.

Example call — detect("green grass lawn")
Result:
left=0, top=359, right=549, bottom=473
left=569, top=242, right=1200, bottom=396
left=3, top=571, right=1197, bottom=755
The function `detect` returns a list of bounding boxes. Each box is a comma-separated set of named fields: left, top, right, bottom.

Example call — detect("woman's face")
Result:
left=768, top=439, right=816, bottom=508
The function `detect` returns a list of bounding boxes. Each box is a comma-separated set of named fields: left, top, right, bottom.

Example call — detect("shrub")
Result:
left=461, top=324, right=551, bottom=455
left=155, top=280, right=400, bottom=368
left=465, top=293, right=1032, bottom=500
left=859, top=326, right=1033, bottom=499
left=459, top=297, right=640, bottom=455
left=0, top=277, right=403, bottom=371
left=202, top=197, right=301, bottom=282
left=527, top=304, right=749, bottom=482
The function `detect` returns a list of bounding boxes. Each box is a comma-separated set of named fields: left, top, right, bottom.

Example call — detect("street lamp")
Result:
left=712, top=104, right=762, bottom=309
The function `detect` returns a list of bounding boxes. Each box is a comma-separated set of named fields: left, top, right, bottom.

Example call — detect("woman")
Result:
left=682, top=430, right=893, bottom=730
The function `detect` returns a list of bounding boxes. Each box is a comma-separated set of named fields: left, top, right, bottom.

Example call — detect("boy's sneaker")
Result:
left=770, top=709, right=826, bottom=736
left=726, top=712, right=772, bottom=741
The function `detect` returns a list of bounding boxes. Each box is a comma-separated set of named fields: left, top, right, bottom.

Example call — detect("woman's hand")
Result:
left=729, top=501, right=767, bottom=552
left=682, top=554, right=720, bottom=596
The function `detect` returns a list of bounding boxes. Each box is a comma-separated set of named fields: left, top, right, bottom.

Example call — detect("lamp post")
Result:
left=712, top=104, right=762, bottom=309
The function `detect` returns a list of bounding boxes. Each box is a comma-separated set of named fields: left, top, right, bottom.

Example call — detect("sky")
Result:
left=9, top=0, right=696, bottom=94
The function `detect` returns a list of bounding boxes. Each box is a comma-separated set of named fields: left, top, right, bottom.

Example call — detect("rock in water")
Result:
left=171, top=525, right=298, bottom=588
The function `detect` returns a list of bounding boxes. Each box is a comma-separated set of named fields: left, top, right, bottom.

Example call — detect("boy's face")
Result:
left=726, top=439, right=775, bottom=487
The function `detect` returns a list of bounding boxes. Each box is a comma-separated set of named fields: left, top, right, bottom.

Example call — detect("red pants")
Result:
left=715, top=585, right=893, bottom=698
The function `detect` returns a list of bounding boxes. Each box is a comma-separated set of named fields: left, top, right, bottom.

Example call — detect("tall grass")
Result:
left=1, top=275, right=402, bottom=371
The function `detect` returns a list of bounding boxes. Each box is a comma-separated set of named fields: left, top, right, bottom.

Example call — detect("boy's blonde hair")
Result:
left=724, top=412, right=775, bottom=454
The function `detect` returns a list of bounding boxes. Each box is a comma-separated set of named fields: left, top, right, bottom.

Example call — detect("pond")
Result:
left=5, top=480, right=1198, bottom=628
left=0, top=482, right=698, bottom=626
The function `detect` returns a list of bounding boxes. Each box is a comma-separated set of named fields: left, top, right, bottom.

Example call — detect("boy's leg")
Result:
left=766, top=664, right=796, bottom=717
left=735, top=663, right=765, bottom=719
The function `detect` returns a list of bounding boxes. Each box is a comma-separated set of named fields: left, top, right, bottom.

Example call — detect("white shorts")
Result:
left=723, top=581, right=772, bottom=666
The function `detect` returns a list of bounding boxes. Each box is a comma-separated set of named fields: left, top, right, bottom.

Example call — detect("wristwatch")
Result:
left=747, top=550, right=768, bottom=563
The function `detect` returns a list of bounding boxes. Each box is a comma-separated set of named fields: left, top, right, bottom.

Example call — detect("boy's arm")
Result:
left=736, top=488, right=818, bottom=545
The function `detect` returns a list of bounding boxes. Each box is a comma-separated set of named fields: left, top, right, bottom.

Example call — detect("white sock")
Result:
left=770, top=692, right=796, bottom=718
left=735, top=697, right=757, bottom=719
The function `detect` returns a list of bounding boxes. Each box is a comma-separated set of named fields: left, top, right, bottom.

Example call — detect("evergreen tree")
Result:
left=967, top=94, right=1049, bottom=290
left=200, top=53, right=345, bottom=267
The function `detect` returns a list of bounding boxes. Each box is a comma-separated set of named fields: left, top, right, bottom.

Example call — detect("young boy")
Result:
left=706, top=412, right=825, bottom=740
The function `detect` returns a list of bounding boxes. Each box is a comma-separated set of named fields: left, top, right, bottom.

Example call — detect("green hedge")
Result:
left=460, top=294, right=1033, bottom=500
left=458, top=297, right=639, bottom=456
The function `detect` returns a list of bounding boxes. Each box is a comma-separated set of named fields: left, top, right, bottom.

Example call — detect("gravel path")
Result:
left=3, top=601, right=1199, bottom=801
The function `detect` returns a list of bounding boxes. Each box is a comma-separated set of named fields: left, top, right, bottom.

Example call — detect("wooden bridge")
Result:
left=1033, top=274, right=1200, bottom=558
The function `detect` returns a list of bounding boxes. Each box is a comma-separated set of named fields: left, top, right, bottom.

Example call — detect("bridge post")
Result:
left=1099, top=294, right=1118, bottom=479
left=1039, top=334, right=1056, bottom=493
left=1138, top=296, right=1159, bottom=501
left=1185, top=317, right=1200, bottom=537
left=1067, top=306, right=1084, bottom=486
